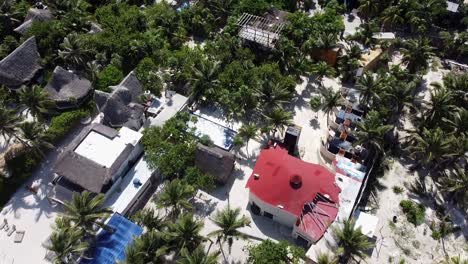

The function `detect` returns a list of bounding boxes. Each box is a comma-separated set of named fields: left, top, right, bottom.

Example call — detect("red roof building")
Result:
left=246, top=145, right=341, bottom=244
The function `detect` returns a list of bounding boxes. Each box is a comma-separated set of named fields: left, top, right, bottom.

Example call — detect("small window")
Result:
left=263, top=211, right=273, bottom=219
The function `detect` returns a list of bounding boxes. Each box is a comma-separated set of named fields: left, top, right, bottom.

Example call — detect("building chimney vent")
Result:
left=290, top=175, right=302, bottom=189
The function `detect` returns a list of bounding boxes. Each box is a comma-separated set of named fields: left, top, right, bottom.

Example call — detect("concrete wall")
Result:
left=248, top=192, right=297, bottom=227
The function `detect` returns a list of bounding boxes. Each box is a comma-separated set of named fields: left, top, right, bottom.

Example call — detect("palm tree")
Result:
left=59, top=33, right=94, bottom=70
left=237, top=123, right=258, bottom=156
left=18, top=85, right=55, bottom=121
left=18, top=121, right=54, bottom=158
left=354, top=111, right=393, bottom=156
left=177, top=246, right=220, bottom=264
left=405, top=127, right=454, bottom=169
left=165, top=214, right=205, bottom=255
left=156, top=179, right=194, bottom=219
left=381, top=5, right=404, bottom=30
left=208, top=206, right=251, bottom=257
left=442, top=107, right=468, bottom=135
left=355, top=72, right=381, bottom=109
left=332, top=219, right=374, bottom=263
left=311, top=61, right=336, bottom=86
left=62, top=191, right=112, bottom=236
left=400, top=38, right=434, bottom=73
left=258, top=81, right=293, bottom=110
left=263, top=108, right=293, bottom=138
left=319, top=87, right=344, bottom=127
left=190, top=59, right=220, bottom=102
left=433, top=72, right=468, bottom=107
left=383, top=80, right=419, bottom=117
left=131, top=208, right=167, bottom=231
left=0, top=106, right=23, bottom=143
left=316, top=251, right=337, bottom=264
left=45, top=226, right=89, bottom=264
left=357, top=0, right=379, bottom=20
left=440, top=166, right=468, bottom=210
left=120, top=230, right=168, bottom=264
left=425, top=86, right=455, bottom=126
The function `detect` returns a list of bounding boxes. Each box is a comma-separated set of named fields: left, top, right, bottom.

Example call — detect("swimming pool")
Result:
left=81, top=214, right=143, bottom=264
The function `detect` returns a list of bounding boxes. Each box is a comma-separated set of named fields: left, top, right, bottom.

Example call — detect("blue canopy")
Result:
left=81, top=214, right=143, bottom=264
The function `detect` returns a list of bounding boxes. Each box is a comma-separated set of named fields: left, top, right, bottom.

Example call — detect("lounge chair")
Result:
left=14, top=231, right=25, bottom=243
left=0, top=219, right=7, bottom=230
left=7, top=225, right=16, bottom=236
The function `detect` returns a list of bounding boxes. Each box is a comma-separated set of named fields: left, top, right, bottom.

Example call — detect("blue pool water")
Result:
left=81, top=214, right=143, bottom=264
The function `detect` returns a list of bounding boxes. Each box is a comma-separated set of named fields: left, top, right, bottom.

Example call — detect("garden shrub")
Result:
left=399, top=200, right=426, bottom=226
left=184, top=167, right=216, bottom=192
left=96, top=64, right=124, bottom=92
left=46, top=109, right=89, bottom=143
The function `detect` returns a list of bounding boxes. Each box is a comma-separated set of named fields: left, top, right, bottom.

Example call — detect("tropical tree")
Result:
left=431, top=72, right=468, bottom=108
left=190, top=59, right=220, bottom=102
left=442, top=108, right=468, bottom=136
left=355, top=72, right=381, bottom=109
left=354, top=111, right=393, bottom=156
left=131, top=208, right=167, bottom=231
left=59, top=33, right=94, bottom=70
left=0, top=106, right=23, bottom=142
left=383, top=79, right=419, bottom=117
left=381, top=5, right=404, bottom=30
left=357, top=0, right=379, bottom=20
left=425, top=86, right=455, bottom=126
left=208, top=206, right=251, bottom=257
left=311, top=61, right=336, bottom=86
left=120, top=230, right=168, bottom=264
left=18, top=121, right=54, bottom=158
left=316, top=251, right=337, bottom=264
left=263, top=108, right=293, bottom=137
left=177, top=246, right=220, bottom=264
left=319, top=87, right=344, bottom=127
left=258, top=81, right=293, bottom=110
left=18, top=85, right=55, bottom=121
left=247, top=239, right=305, bottom=264
left=237, top=123, right=258, bottom=156
left=440, top=166, right=468, bottom=210
left=332, top=219, right=374, bottom=263
left=45, top=225, right=89, bottom=264
left=156, top=179, right=194, bottom=219
left=62, top=191, right=112, bottom=236
left=400, top=38, right=434, bottom=73
left=405, top=127, right=454, bottom=169
left=165, top=214, right=205, bottom=255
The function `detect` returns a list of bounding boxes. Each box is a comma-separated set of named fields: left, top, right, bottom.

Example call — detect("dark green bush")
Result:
left=96, top=64, right=124, bottom=92
left=184, top=167, right=216, bottom=192
left=399, top=200, right=426, bottom=226
left=46, top=109, right=89, bottom=143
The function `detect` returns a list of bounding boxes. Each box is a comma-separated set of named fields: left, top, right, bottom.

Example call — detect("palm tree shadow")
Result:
left=309, top=118, right=320, bottom=130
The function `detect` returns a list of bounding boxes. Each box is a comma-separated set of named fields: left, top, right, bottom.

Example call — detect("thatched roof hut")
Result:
left=195, top=143, right=236, bottom=184
left=14, top=8, right=53, bottom=35
left=0, top=36, right=42, bottom=89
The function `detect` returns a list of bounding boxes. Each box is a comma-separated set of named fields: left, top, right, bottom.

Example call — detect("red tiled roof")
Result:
left=246, top=146, right=341, bottom=217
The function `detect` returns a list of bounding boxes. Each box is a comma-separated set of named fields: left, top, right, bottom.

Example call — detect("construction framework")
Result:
left=236, top=13, right=285, bottom=49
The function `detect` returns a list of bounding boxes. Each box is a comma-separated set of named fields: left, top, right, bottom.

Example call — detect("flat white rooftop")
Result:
left=74, top=127, right=142, bottom=168
left=148, top=93, right=188, bottom=127
left=189, top=113, right=238, bottom=151
left=105, top=156, right=154, bottom=215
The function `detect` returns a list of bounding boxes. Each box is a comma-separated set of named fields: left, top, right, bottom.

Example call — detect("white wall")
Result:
left=248, top=192, right=297, bottom=226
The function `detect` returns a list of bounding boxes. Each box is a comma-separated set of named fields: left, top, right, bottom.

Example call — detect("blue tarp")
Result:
left=81, top=214, right=143, bottom=264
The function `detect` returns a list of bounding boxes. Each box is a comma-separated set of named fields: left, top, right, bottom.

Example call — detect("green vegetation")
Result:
left=247, top=240, right=306, bottom=264
left=399, top=200, right=426, bottom=226
left=392, top=186, right=404, bottom=194
left=332, top=218, right=374, bottom=263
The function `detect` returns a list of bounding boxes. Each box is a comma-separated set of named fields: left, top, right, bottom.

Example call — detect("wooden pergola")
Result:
left=236, top=13, right=285, bottom=49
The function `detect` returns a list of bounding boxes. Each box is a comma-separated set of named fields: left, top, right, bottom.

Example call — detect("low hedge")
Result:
left=46, top=109, right=89, bottom=143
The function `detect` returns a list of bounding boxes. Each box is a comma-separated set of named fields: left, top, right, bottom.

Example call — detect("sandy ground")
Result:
left=367, top=65, right=468, bottom=263
left=0, top=124, right=86, bottom=264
